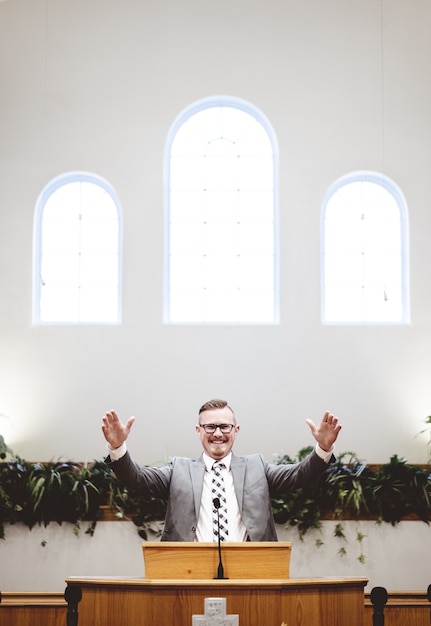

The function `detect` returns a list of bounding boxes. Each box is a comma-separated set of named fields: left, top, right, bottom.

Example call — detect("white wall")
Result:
left=1, top=0, right=431, bottom=592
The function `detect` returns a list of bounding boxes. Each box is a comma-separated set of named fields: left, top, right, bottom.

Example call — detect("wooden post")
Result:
left=64, top=583, right=82, bottom=626
left=370, top=586, right=388, bottom=626
left=427, top=584, right=431, bottom=622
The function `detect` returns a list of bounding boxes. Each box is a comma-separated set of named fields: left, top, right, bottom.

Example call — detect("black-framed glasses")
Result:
left=199, top=423, right=235, bottom=434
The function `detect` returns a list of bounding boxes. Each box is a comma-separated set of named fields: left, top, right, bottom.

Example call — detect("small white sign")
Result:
left=192, top=597, right=239, bottom=625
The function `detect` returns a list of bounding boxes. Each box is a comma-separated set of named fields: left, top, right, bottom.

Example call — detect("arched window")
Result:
left=33, top=172, right=122, bottom=324
left=165, top=96, right=278, bottom=324
left=322, top=172, right=409, bottom=324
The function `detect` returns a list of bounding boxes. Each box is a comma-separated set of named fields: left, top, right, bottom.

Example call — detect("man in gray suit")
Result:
left=102, top=399, right=341, bottom=542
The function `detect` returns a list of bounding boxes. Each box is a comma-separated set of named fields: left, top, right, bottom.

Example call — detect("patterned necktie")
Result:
left=211, top=461, right=228, bottom=542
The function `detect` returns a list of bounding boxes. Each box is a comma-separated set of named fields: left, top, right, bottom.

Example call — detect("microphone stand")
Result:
left=213, top=498, right=228, bottom=579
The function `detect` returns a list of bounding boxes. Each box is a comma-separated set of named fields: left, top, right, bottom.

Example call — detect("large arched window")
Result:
left=322, top=172, right=409, bottom=324
left=165, top=96, right=278, bottom=324
left=33, top=172, right=122, bottom=324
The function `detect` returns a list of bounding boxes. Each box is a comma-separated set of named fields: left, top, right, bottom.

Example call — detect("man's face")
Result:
left=196, top=406, right=240, bottom=460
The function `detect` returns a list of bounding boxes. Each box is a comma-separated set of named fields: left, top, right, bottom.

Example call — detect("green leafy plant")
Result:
left=1, top=440, right=431, bottom=556
left=370, top=454, right=431, bottom=524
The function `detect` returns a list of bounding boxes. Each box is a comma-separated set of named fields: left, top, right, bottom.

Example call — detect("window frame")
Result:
left=321, top=171, right=410, bottom=325
left=163, top=95, right=280, bottom=325
left=32, top=171, right=123, bottom=326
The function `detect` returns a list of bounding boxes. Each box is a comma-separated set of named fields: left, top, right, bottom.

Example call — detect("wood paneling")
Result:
left=142, top=541, right=292, bottom=579
left=3, top=588, right=431, bottom=626
left=364, top=591, right=431, bottom=626
left=0, top=593, right=66, bottom=626
left=65, top=576, right=367, bottom=626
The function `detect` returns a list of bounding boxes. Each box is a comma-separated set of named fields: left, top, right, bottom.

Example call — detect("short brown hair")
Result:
left=198, top=399, right=236, bottom=421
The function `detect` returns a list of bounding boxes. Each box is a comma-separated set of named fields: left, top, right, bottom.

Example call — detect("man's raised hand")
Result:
left=102, top=410, right=136, bottom=450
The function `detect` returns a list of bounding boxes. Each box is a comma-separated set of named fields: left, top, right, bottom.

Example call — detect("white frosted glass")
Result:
left=170, top=190, right=205, bottom=223
left=204, top=223, right=239, bottom=255
left=204, top=155, right=238, bottom=189
left=325, top=193, right=363, bottom=222
left=239, top=190, right=273, bottom=222
left=80, top=254, right=119, bottom=288
left=41, top=254, right=79, bottom=287
left=42, top=220, right=80, bottom=253
left=239, top=255, right=274, bottom=288
left=240, top=222, right=274, bottom=255
left=189, top=107, right=223, bottom=140
left=170, top=122, right=208, bottom=156
left=363, top=219, right=401, bottom=254
left=82, top=190, right=118, bottom=220
left=238, top=289, right=275, bottom=322
left=363, top=287, right=402, bottom=322
left=43, top=183, right=80, bottom=219
left=40, top=287, right=80, bottom=323
left=170, top=289, right=205, bottom=322
left=205, top=190, right=239, bottom=223
left=237, top=156, right=273, bottom=190
left=324, top=287, right=364, bottom=323
left=79, top=288, right=118, bottom=322
left=362, top=254, right=402, bottom=288
left=79, top=182, right=105, bottom=212
left=324, top=254, right=363, bottom=288
left=203, top=289, right=240, bottom=322
left=325, top=220, right=364, bottom=255
left=334, top=182, right=363, bottom=211
left=170, top=156, right=206, bottom=189
left=235, top=122, right=273, bottom=156
left=80, top=220, right=119, bottom=253
left=206, top=138, right=237, bottom=158
left=204, top=255, right=239, bottom=288
left=218, top=108, right=255, bottom=141
left=170, top=223, right=205, bottom=255
left=36, top=176, right=120, bottom=324
left=170, top=256, right=204, bottom=288
left=323, top=177, right=407, bottom=324
left=168, top=103, right=276, bottom=323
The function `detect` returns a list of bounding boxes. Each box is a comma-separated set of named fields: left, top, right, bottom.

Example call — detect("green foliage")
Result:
left=0, top=456, right=167, bottom=540
left=270, top=449, right=431, bottom=561
left=0, top=447, right=430, bottom=547
left=370, top=454, right=431, bottom=524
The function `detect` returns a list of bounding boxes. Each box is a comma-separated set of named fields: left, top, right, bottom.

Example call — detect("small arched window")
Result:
left=165, top=96, right=278, bottom=324
left=322, top=172, right=409, bottom=324
left=33, top=172, right=122, bottom=324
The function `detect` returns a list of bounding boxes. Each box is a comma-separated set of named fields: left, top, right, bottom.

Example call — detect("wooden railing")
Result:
left=2, top=588, right=431, bottom=625
left=364, top=588, right=431, bottom=626
left=0, top=592, right=67, bottom=626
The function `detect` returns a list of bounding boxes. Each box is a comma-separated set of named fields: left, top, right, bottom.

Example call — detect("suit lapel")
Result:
left=190, top=456, right=206, bottom=516
left=231, top=453, right=246, bottom=512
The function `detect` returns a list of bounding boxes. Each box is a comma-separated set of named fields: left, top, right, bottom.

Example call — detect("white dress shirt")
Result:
left=195, top=452, right=247, bottom=542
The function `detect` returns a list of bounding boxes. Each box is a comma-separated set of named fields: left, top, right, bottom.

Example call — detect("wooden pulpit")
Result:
left=142, top=541, right=291, bottom=579
left=65, top=541, right=367, bottom=626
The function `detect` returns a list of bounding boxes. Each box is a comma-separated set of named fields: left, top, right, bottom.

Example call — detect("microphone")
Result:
left=212, top=497, right=228, bottom=579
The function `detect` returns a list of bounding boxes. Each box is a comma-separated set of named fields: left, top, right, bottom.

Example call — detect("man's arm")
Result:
left=102, top=409, right=171, bottom=499
left=108, top=450, right=172, bottom=499
left=265, top=410, right=341, bottom=496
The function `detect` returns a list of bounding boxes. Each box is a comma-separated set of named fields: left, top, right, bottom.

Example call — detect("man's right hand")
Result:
left=102, top=410, right=136, bottom=450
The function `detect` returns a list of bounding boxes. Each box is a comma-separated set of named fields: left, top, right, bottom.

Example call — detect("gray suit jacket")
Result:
left=109, top=449, right=331, bottom=541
